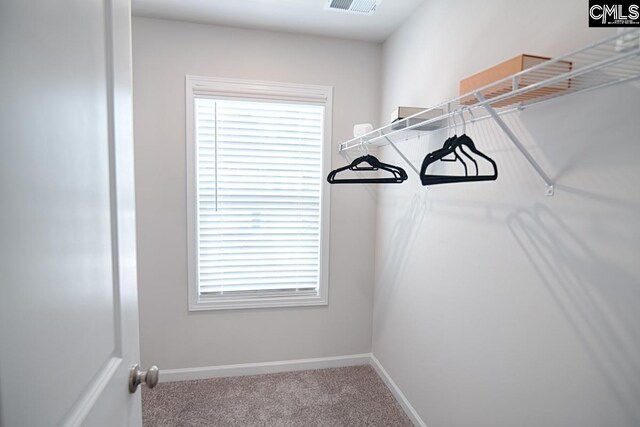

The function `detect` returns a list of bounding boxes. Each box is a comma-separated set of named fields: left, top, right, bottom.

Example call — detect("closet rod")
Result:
left=338, top=29, right=640, bottom=153
left=337, top=30, right=640, bottom=195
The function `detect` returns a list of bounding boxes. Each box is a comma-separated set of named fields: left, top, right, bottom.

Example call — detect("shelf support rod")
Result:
left=384, top=136, right=421, bottom=178
left=475, top=92, right=555, bottom=196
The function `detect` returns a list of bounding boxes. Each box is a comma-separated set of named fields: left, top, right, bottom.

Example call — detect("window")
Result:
left=186, top=76, right=332, bottom=310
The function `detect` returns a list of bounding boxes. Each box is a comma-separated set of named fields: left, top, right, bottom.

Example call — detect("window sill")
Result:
left=188, top=289, right=328, bottom=311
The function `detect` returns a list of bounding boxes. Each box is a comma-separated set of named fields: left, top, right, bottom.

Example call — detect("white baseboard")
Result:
left=369, top=354, right=427, bottom=427
left=160, top=352, right=426, bottom=427
left=160, top=353, right=371, bottom=383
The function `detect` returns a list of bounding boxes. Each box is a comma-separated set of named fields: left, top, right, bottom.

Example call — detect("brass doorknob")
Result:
left=128, top=364, right=159, bottom=393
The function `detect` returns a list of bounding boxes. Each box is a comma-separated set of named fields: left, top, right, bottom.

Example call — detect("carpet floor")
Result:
left=142, top=365, right=413, bottom=426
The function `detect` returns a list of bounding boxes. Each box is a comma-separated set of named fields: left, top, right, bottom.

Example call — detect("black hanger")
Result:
left=439, top=134, right=476, bottom=177
left=456, top=141, right=478, bottom=175
left=440, top=135, right=459, bottom=162
left=437, top=109, right=476, bottom=170
left=419, top=134, right=497, bottom=186
left=327, top=154, right=408, bottom=184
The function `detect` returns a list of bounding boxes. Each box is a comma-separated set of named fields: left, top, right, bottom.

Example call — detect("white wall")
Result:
left=132, top=17, right=381, bottom=370
left=374, top=0, right=640, bottom=426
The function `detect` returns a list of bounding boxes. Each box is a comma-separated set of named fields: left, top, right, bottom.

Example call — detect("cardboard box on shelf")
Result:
left=460, top=54, right=572, bottom=108
left=390, top=106, right=445, bottom=131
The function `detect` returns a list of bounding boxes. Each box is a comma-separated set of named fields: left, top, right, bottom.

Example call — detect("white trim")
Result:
left=185, top=76, right=333, bottom=311
left=185, top=75, right=199, bottom=312
left=320, top=85, right=333, bottom=310
left=188, top=75, right=331, bottom=104
left=190, top=289, right=328, bottom=311
left=160, top=354, right=371, bottom=383
left=369, top=354, right=427, bottom=427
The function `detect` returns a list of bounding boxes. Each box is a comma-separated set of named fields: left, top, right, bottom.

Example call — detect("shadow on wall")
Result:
left=517, top=82, right=640, bottom=185
left=504, top=83, right=640, bottom=425
left=369, top=77, right=640, bottom=424
left=375, top=191, right=429, bottom=303
left=508, top=204, right=640, bottom=425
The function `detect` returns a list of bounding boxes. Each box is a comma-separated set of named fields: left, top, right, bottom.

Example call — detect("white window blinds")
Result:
left=194, top=98, right=325, bottom=296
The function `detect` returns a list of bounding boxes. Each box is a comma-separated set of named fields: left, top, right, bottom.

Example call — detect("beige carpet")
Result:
left=142, top=365, right=413, bottom=426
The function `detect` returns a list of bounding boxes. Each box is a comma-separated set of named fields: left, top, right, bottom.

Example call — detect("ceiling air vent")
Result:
left=325, top=0, right=383, bottom=16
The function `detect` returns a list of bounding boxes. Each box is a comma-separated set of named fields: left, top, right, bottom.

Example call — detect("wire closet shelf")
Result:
left=338, top=29, right=640, bottom=153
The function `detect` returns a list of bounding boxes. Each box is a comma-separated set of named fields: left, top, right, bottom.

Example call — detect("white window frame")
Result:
left=186, top=75, right=333, bottom=311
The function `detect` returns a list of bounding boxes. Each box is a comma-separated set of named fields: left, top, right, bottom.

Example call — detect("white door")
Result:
left=0, top=0, right=150, bottom=426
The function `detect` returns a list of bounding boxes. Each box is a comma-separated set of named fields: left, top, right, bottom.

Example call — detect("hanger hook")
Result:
left=451, top=106, right=458, bottom=136
left=460, top=108, right=466, bottom=135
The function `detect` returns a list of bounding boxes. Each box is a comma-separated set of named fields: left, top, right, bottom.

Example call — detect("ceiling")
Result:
left=131, top=0, right=426, bottom=42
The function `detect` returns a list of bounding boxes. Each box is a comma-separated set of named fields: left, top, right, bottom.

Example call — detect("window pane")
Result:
left=195, top=98, right=324, bottom=295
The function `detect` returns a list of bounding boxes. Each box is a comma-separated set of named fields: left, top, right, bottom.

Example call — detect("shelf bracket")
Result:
left=475, top=92, right=555, bottom=196
left=384, top=136, right=421, bottom=178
